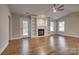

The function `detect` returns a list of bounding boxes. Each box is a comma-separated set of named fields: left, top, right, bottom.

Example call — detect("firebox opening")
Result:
left=38, top=29, right=44, bottom=36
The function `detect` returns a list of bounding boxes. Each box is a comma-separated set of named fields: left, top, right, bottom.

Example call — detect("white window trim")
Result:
left=50, top=22, right=54, bottom=32
left=58, top=21, right=65, bottom=32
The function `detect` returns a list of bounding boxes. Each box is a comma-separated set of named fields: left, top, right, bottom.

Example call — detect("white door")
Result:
left=23, top=20, right=28, bottom=37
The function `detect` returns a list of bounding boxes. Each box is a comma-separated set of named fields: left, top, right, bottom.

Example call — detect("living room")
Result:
left=0, top=4, right=79, bottom=55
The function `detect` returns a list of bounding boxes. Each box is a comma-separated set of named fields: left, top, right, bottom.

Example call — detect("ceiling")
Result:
left=8, top=4, right=79, bottom=20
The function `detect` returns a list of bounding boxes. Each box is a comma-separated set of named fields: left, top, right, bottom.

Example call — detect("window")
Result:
left=50, top=22, right=54, bottom=31
left=58, top=21, right=64, bottom=32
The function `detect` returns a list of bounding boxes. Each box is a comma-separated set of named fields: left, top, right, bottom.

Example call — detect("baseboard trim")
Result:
left=58, top=33, right=79, bottom=38
left=11, top=36, right=30, bottom=40
left=0, top=42, right=9, bottom=54
left=11, top=37, right=23, bottom=40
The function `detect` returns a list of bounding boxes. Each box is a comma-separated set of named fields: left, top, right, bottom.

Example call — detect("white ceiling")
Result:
left=8, top=4, right=79, bottom=20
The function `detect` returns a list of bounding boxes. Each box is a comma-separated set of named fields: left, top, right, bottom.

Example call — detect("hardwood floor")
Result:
left=1, top=35, right=79, bottom=55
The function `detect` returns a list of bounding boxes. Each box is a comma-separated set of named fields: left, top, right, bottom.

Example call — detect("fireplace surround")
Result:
left=31, top=16, right=50, bottom=37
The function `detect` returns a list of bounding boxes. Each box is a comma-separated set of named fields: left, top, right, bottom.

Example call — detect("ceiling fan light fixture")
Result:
left=52, top=7, right=56, bottom=12
left=53, top=9, right=56, bottom=12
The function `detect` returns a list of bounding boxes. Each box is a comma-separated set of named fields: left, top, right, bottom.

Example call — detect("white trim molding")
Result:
left=11, top=37, right=23, bottom=40
left=0, top=42, right=9, bottom=54
left=58, top=33, right=79, bottom=38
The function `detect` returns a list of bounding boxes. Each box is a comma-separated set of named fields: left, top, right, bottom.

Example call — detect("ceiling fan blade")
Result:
left=57, top=9, right=64, bottom=11
left=58, top=5, right=64, bottom=9
left=46, top=5, right=54, bottom=12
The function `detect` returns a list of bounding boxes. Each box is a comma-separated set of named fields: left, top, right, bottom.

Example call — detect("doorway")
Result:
left=23, top=20, right=28, bottom=38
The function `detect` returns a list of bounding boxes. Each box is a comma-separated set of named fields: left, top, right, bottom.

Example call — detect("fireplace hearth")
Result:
left=38, top=29, right=44, bottom=36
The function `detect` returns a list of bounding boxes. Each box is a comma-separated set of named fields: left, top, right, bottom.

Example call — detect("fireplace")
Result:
left=38, top=29, right=44, bottom=36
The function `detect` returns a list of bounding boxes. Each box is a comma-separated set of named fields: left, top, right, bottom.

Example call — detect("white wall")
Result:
left=57, top=12, right=79, bottom=38
left=0, top=5, right=11, bottom=54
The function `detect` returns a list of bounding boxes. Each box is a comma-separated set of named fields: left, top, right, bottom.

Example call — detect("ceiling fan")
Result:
left=24, top=4, right=64, bottom=16
left=49, top=4, right=64, bottom=13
